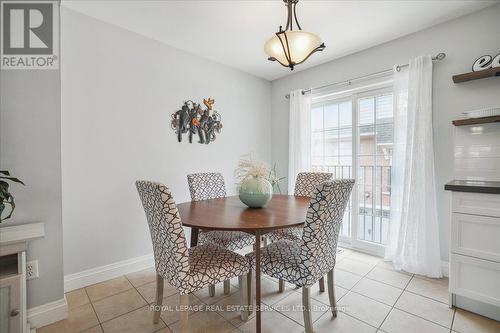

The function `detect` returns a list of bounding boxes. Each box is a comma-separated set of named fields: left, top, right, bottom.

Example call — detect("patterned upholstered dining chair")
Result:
left=247, top=179, right=354, bottom=333
left=267, top=172, right=333, bottom=243
left=187, top=172, right=254, bottom=295
left=266, top=171, right=332, bottom=292
left=136, top=180, right=250, bottom=329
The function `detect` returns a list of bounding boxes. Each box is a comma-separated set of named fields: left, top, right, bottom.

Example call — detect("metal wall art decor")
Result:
left=472, top=52, right=500, bottom=71
left=171, top=98, right=223, bottom=144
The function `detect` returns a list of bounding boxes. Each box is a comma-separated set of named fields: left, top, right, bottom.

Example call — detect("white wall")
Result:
left=270, top=4, right=500, bottom=262
left=61, top=8, right=271, bottom=276
left=0, top=71, right=64, bottom=308
left=454, top=123, right=500, bottom=181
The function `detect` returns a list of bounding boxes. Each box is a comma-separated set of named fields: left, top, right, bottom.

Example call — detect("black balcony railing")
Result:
left=311, top=164, right=391, bottom=244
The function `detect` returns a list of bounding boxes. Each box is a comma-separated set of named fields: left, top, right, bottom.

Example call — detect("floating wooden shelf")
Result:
left=452, top=115, right=500, bottom=126
left=452, top=67, right=500, bottom=83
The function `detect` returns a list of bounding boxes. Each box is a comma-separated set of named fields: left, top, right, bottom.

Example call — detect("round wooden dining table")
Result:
left=177, top=194, right=311, bottom=333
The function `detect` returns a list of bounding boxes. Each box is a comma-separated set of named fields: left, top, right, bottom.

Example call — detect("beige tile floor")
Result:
left=38, top=249, right=500, bottom=333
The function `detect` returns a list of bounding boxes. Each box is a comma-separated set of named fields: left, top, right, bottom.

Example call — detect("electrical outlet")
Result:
left=26, top=260, right=39, bottom=280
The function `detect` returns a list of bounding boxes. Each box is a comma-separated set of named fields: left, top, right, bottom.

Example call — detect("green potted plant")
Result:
left=268, top=163, right=286, bottom=195
left=0, top=170, right=25, bottom=222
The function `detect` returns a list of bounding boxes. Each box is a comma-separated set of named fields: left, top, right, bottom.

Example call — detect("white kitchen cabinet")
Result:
left=0, top=252, right=25, bottom=333
left=0, top=223, right=44, bottom=333
left=447, top=188, right=500, bottom=314
left=450, top=253, right=500, bottom=307
left=451, top=191, right=500, bottom=217
left=451, top=213, right=500, bottom=262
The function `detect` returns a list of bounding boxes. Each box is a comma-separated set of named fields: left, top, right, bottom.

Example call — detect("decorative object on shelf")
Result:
left=171, top=98, right=223, bottom=144
left=462, top=107, right=500, bottom=119
left=0, top=170, right=25, bottom=223
left=472, top=52, right=500, bottom=71
left=235, top=155, right=283, bottom=208
left=264, top=0, right=325, bottom=70
left=452, top=67, right=500, bottom=83
left=453, top=52, right=500, bottom=83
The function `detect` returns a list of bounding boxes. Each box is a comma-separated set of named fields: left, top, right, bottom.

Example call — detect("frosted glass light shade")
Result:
left=264, top=30, right=322, bottom=67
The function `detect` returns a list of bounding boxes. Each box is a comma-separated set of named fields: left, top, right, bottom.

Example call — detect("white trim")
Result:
left=64, top=254, right=154, bottom=292
left=312, top=78, right=393, bottom=103
left=312, top=86, right=394, bottom=256
left=27, top=297, right=67, bottom=330
left=339, top=242, right=450, bottom=277
left=339, top=240, right=385, bottom=257
left=27, top=322, right=35, bottom=333
left=0, top=222, right=45, bottom=245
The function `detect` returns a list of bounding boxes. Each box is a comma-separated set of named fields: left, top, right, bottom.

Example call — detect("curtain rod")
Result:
left=285, top=53, right=446, bottom=99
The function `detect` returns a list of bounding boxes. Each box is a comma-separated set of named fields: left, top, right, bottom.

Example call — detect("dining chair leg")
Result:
left=154, top=274, right=163, bottom=324
left=278, top=279, right=285, bottom=292
left=209, top=284, right=215, bottom=297
left=263, top=236, right=268, bottom=247
left=319, top=276, right=325, bottom=292
left=224, top=280, right=231, bottom=294
left=327, top=269, right=337, bottom=317
left=247, top=270, right=253, bottom=316
left=239, top=275, right=249, bottom=321
left=179, top=293, right=190, bottom=333
left=302, top=286, right=314, bottom=333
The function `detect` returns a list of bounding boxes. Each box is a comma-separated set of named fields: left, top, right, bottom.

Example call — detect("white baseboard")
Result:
left=28, top=254, right=155, bottom=330
left=64, top=253, right=154, bottom=292
left=28, top=296, right=67, bottom=330
left=339, top=242, right=450, bottom=278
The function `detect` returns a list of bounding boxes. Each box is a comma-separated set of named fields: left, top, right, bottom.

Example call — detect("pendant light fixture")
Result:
left=265, top=0, right=325, bottom=70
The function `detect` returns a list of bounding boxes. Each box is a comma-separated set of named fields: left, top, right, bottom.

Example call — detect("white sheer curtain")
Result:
left=385, top=55, right=442, bottom=278
left=288, top=89, right=311, bottom=193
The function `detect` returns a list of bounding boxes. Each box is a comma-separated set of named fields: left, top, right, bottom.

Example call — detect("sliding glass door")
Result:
left=311, top=87, right=393, bottom=254
left=311, top=99, right=353, bottom=239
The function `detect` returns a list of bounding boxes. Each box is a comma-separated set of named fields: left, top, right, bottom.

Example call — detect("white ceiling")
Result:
left=61, top=0, right=497, bottom=81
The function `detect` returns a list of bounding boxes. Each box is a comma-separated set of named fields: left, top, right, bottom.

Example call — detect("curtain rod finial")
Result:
left=435, top=53, right=446, bottom=60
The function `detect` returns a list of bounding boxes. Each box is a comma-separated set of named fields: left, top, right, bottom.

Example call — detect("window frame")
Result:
left=311, top=84, right=393, bottom=256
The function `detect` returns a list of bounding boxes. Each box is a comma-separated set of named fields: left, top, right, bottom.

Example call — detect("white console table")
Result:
left=0, top=223, right=44, bottom=333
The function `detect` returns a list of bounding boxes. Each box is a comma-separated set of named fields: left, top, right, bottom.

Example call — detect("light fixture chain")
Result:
left=293, top=1, right=302, bottom=30
left=284, top=0, right=292, bottom=30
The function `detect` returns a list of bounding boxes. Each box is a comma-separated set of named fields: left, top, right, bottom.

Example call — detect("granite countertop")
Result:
left=444, top=180, right=500, bottom=194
